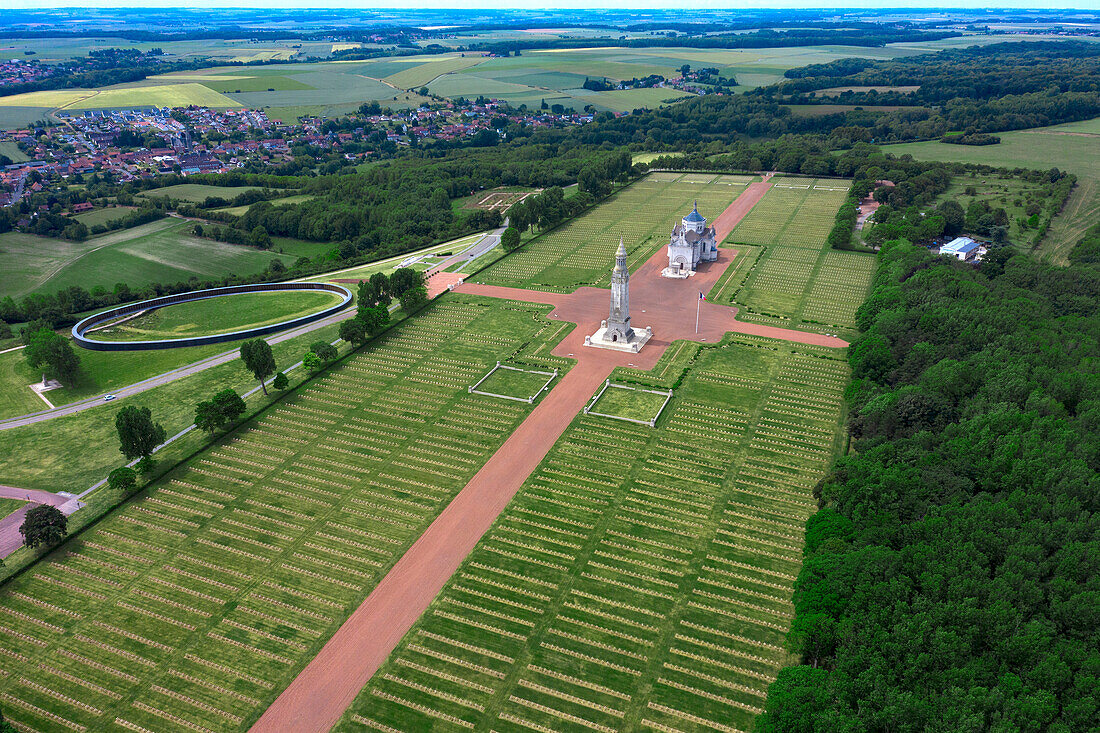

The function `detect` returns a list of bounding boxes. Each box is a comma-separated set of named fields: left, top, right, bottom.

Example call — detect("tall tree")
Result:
left=19, top=504, right=67, bottom=548
left=24, top=328, right=80, bottom=386
left=240, top=338, right=276, bottom=395
left=389, top=267, right=422, bottom=297
left=115, top=405, right=166, bottom=462
left=311, top=340, right=338, bottom=362
left=501, top=226, right=521, bottom=252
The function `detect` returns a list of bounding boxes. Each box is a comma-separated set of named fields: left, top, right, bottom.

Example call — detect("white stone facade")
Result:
left=665, top=202, right=718, bottom=278
left=587, top=238, right=651, bottom=352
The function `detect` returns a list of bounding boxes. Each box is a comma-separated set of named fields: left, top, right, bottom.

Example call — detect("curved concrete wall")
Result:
left=72, top=282, right=353, bottom=351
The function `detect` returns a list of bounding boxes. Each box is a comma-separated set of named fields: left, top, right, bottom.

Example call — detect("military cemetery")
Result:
left=4, top=8, right=1095, bottom=730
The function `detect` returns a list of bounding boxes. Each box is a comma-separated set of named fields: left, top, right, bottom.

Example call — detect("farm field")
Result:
left=71, top=207, right=134, bottom=228
left=885, top=117, right=1100, bottom=264
left=0, top=219, right=296, bottom=300
left=334, top=334, right=850, bottom=732
left=0, top=140, right=29, bottom=163
left=0, top=83, right=240, bottom=111
left=90, top=290, right=344, bottom=343
left=714, top=176, right=875, bottom=338
left=136, top=184, right=263, bottom=203
left=0, top=295, right=579, bottom=733
left=476, top=172, right=758, bottom=292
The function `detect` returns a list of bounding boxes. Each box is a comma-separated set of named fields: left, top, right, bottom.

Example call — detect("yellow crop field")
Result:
left=0, top=83, right=241, bottom=110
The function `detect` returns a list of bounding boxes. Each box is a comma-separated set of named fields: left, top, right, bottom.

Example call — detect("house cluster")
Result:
left=0, top=97, right=610, bottom=206
left=0, top=58, right=59, bottom=87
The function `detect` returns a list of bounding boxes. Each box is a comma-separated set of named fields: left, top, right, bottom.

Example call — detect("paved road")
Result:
left=0, top=305, right=358, bottom=431
left=0, top=485, right=76, bottom=557
left=0, top=230, right=506, bottom=432
left=427, top=225, right=506, bottom=276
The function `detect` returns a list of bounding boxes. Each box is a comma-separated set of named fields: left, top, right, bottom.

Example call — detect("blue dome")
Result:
left=684, top=202, right=705, bottom=223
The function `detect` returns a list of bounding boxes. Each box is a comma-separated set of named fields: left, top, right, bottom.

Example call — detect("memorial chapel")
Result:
left=665, top=202, right=718, bottom=276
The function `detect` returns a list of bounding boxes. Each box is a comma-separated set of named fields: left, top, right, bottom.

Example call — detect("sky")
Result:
left=8, top=1, right=1096, bottom=9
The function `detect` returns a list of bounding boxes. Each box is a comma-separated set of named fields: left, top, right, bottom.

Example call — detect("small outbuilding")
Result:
left=940, top=236, right=981, bottom=261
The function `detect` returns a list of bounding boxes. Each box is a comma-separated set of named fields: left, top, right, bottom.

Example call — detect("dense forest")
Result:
left=758, top=239, right=1100, bottom=731
left=763, top=42, right=1100, bottom=135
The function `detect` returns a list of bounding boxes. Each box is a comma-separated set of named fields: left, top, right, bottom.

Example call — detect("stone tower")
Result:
left=606, top=237, right=634, bottom=343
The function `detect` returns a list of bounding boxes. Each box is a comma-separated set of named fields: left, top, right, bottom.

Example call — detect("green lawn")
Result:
left=589, top=382, right=670, bottom=423
left=884, top=118, right=1100, bottom=264
left=334, top=335, right=850, bottom=733
left=71, top=206, right=133, bottom=228
left=217, top=194, right=315, bottom=217
left=473, top=365, right=554, bottom=401
left=89, top=290, right=342, bottom=343
left=0, top=348, right=47, bottom=419
left=0, top=219, right=296, bottom=300
left=0, top=140, right=29, bottom=163
left=0, top=294, right=576, bottom=733
left=0, top=497, right=24, bottom=517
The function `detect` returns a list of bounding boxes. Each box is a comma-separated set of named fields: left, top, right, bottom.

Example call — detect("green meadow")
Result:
left=0, top=219, right=295, bottom=300
left=885, top=117, right=1100, bottom=264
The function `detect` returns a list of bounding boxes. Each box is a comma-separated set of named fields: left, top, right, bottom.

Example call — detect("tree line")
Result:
left=758, top=238, right=1100, bottom=732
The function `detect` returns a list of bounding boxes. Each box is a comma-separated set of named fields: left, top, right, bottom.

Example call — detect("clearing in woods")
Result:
left=885, top=116, right=1100, bottom=265
left=0, top=295, right=575, bottom=733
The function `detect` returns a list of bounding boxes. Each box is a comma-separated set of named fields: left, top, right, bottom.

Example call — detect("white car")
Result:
left=104, top=394, right=116, bottom=401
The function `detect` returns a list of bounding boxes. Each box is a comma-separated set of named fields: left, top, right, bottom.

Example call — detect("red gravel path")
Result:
left=252, top=172, right=842, bottom=733
left=0, top=486, right=70, bottom=558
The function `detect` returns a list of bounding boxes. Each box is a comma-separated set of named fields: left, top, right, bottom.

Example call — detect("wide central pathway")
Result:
left=253, top=174, right=844, bottom=732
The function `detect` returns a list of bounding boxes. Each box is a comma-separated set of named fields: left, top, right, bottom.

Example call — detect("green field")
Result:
left=885, top=117, right=1100, bottom=264
left=0, top=295, right=579, bottom=733
left=0, top=497, right=24, bottom=517
left=71, top=207, right=134, bottom=228
left=588, top=382, right=670, bottom=423
left=334, top=334, right=849, bottom=732
left=473, top=365, right=555, bottom=402
left=0, top=219, right=295, bottom=300
left=477, top=172, right=757, bottom=292
left=0, top=140, right=29, bottom=163
left=90, top=290, right=343, bottom=343
left=0, top=83, right=240, bottom=111
left=136, top=184, right=263, bottom=203
left=217, top=195, right=315, bottom=217
left=713, top=177, right=874, bottom=338
left=303, top=232, right=487, bottom=286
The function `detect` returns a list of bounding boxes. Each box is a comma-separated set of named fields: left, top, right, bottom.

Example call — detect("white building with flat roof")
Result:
left=941, top=237, right=981, bottom=261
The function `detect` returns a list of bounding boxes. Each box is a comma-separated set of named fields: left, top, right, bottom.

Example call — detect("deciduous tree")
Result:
left=115, top=405, right=166, bottom=462
left=240, top=338, right=276, bottom=395
left=20, top=504, right=67, bottom=548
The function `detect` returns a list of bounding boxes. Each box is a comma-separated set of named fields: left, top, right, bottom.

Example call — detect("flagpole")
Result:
left=696, top=293, right=701, bottom=333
